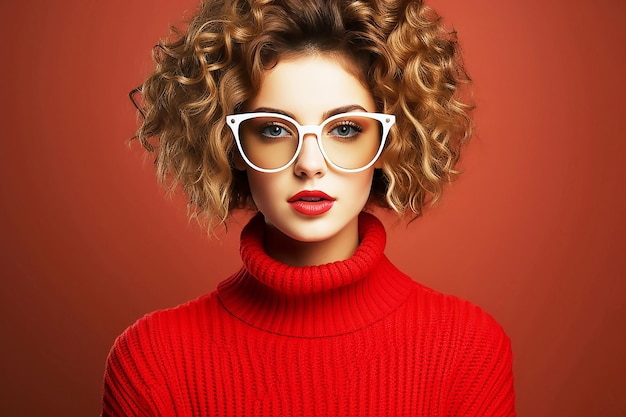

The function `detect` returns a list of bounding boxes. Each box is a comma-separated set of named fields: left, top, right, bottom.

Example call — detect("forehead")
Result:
left=247, top=53, right=376, bottom=122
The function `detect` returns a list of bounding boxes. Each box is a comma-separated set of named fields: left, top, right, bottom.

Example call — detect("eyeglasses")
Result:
left=226, top=112, right=395, bottom=173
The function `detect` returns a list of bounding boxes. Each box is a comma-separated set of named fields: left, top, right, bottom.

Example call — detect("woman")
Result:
left=103, top=0, right=515, bottom=415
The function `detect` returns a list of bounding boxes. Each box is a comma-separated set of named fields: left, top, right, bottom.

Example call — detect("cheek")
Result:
left=246, top=171, right=281, bottom=208
left=357, top=169, right=376, bottom=190
left=344, top=171, right=376, bottom=203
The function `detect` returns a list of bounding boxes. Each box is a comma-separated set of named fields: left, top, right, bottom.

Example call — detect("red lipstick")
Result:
left=288, top=190, right=335, bottom=216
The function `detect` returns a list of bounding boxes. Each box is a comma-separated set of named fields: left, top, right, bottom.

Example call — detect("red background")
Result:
left=1, top=0, right=625, bottom=415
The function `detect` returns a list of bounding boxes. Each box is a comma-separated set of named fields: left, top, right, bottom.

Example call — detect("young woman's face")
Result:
left=241, top=53, right=379, bottom=265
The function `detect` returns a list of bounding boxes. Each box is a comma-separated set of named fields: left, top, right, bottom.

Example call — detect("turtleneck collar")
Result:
left=217, top=212, right=414, bottom=338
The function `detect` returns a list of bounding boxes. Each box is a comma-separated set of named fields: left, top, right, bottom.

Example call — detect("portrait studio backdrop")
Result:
left=0, top=0, right=624, bottom=416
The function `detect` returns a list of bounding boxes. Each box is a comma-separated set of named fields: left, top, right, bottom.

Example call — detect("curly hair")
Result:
left=136, top=0, right=473, bottom=232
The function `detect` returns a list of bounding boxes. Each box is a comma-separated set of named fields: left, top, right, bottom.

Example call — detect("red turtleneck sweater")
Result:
left=102, top=213, right=515, bottom=416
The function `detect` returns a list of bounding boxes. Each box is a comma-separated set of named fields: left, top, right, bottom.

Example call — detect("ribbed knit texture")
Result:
left=102, top=213, right=515, bottom=416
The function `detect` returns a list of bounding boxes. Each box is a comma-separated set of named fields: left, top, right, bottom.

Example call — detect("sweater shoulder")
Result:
left=406, top=281, right=512, bottom=350
left=404, top=281, right=515, bottom=413
left=117, top=290, right=219, bottom=349
left=106, top=291, right=221, bottom=373
left=103, top=291, right=226, bottom=414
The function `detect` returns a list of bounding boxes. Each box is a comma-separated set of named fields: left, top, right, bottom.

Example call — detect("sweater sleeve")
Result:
left=445, top=303, right=516, bottom=417
left=101, top=316, right=171, bottom=417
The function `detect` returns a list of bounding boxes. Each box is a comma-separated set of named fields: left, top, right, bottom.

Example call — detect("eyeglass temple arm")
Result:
left=129, top=86, right=145, bottom=119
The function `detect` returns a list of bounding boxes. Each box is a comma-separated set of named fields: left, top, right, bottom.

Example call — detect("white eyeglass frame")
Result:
left=226, top=111, right=395, bottom=173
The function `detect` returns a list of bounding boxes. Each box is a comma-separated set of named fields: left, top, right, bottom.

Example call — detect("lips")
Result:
left=288, top=190, right=336, bottom=216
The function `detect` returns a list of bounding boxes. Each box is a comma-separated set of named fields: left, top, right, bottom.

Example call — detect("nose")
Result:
left=293, top=133, right=327, bottom=178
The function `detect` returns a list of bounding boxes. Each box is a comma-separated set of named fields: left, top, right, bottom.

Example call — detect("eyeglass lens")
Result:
left=237, top=114, right=383, bottom=170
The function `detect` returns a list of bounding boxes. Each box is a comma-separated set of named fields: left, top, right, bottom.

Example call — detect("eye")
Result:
left=260, top=123, right=292, bottom=138
left=328, top=121, right=362, bottom=139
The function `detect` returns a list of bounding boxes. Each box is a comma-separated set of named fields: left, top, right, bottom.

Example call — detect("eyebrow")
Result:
left=248, top=104, right=369, bottom=123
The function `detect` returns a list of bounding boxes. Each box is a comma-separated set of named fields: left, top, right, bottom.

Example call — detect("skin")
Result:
left=239, top=52, right=380, bottom=267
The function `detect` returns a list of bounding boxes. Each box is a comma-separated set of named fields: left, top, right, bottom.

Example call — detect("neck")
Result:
left=263, top=219, right=360, bottom=267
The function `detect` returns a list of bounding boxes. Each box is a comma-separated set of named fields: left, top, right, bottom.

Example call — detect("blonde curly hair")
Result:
left=135, top=0, right=473, bottom=232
